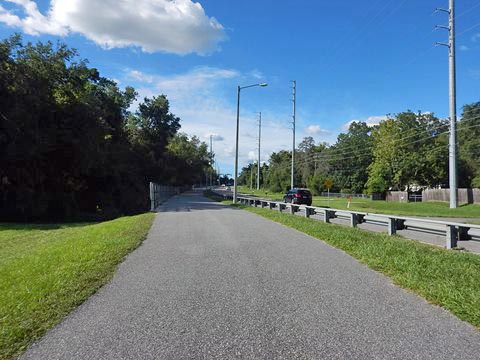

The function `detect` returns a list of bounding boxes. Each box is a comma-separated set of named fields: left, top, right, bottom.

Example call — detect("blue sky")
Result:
left=1, top=0, right=479, bottom=176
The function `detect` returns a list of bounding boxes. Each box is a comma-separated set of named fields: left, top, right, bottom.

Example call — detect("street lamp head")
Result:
left=259, top=83, right=268, bottom=87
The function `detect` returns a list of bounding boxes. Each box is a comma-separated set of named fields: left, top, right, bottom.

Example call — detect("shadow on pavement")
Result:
left=154, top=191, right=240, bottom=213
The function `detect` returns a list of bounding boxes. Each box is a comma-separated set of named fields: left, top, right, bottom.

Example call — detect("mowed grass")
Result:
left=218, top=197, right=480, bottom=329
left=0, top=213, right=155, bottom=360
left=237, top=186, right=480, bottom=218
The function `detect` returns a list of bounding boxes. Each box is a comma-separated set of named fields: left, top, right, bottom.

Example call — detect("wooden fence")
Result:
left=423, top=188, right=480, bottom=204
left=386, top=191, right=408, bottom=203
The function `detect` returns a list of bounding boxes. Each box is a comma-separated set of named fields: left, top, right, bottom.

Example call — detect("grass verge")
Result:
left=237, top=186, right=480, bottom=218
left=0, top=213, right=155, bottom=360
left=210, top=193, right=480, bottom=329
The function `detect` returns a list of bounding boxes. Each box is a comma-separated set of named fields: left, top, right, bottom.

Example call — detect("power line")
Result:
left=260, top=118, right=480, bottom=172
left=456, top=2, right=480, bottom=19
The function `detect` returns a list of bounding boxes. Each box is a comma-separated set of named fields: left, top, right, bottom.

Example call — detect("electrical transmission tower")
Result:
left=435, top=0, right=458, bottom=208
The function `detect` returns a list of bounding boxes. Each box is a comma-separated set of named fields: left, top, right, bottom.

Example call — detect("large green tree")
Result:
left=0, top=35, right=213, bottom=221
left=366, top=111, right=448, bottom=193
left=327, top=121, right=373, bottom=193
left=458, top=102, right=480, bottom=187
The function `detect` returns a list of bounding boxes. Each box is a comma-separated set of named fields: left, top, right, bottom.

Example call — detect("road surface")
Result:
left=22, top=191, right=480, bottom=359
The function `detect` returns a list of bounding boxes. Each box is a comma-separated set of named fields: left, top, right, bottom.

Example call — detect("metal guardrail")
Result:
left=149, top=183, right=185, bottom=211
left=213, top=192, right=480, bottom=250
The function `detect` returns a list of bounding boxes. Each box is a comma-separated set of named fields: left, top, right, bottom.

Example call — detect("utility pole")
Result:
left=210, top=134, right=213, bottom=188
left=291, top=80, right=296, bottom=190
left=250, top=162, right=253, bottom=189
left=435, top=0, right=457, bottom=208
left=257, top=112, right=262, bottom=190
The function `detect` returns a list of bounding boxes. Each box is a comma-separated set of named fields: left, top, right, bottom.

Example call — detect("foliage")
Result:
left=328, top=121, right=373, bottom=193
left=265, top=150, right=292, bottom=192
left=458, top=102, right=480, bottom=187
left=240, top=103, right=478, bottom=198
left=306, top=175, right=327, bottom=195
left=0, top=35, right=212, bottom=221
left=366, top=111, right=449, bottom=193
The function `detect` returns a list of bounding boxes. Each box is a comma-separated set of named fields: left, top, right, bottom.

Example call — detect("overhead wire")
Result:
left=258, top=116, right=480, bottom=172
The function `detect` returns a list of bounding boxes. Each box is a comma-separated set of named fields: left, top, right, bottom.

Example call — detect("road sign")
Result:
left=324, top=179, right=333, bottom=189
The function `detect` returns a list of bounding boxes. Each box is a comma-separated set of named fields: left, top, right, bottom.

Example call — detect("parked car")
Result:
left=283, top=188, right=312, bottom=206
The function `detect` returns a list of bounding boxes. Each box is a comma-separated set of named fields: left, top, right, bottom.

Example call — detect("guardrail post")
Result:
left=350, top=213, right=359, bottom=227
left=458, top=226, right=471, bottom=241
left=446, top=225, right=458, bottom=249
left=254, top=200, right=258, bottom=208
left=279, top=204, right=285, bottom=213
left=387, top=218, right=397, bottom=236
left=305, top=207, right=311, bottom=218
left=323, top=210, right=332, bottom=223
left=396, top=219, right=406, bottom=230
left=269, top=202, right=275, bottom=210
left=289, top=205, right=295, bottom=215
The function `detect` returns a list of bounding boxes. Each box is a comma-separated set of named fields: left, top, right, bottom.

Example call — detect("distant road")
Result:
left=217, top=188, right=480, bottom=253
left=23, top=191, right=480, bottom=359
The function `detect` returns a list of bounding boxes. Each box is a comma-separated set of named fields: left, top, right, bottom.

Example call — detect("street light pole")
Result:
left=257, top=112, right=262, bottom=190
left=233, top=83, right=268, bottom=204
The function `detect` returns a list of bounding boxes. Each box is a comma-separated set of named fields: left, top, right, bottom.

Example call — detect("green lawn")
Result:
left=237, top=186, right=480, bottom=218
left=0, top=213, right=155, bottom=360
left=218, top=197, right=480, bottom=329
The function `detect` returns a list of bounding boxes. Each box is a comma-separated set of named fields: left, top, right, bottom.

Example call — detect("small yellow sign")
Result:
left=324, top=179, right=333, bottom=189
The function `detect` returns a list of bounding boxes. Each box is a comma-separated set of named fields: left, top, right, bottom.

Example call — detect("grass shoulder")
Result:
left=217, top=196, right=480, bottom=330
left=0, top=213, right=155, bottom=360
left=237, top=186, right=480, bottom=218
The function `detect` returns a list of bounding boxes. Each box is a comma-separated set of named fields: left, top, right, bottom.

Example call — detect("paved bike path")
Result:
left=22, top=191, right=480, bottom=359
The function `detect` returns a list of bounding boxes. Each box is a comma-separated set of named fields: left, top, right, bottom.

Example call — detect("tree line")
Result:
left=239, top=107, right=480, bottom=195
left=0, top=35, right=213, bottom=221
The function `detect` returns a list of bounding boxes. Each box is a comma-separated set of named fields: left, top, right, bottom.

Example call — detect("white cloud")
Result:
left=0, top=0, right=67, bottom=35
left=249, top=69, right=264, bottom=80
left=126, top=66, right=239, bottom=103
left=128, top=70, right=155, bottom=84
left=0, top=0, right=226, bottom=54
left=126, top=66, right=287, bottom=171
left=342, top=115, right=388, bottom=131
left=460, top=45, right=469, bottom=51
left=305, top=124, right=329, bottom=135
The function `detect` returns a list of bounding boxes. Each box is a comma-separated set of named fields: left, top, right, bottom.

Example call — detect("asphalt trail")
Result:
left=22, top=191, right=480, bottom=359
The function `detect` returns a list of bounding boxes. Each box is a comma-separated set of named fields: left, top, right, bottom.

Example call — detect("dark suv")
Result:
left=283, top=188, right=312, bottom=206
